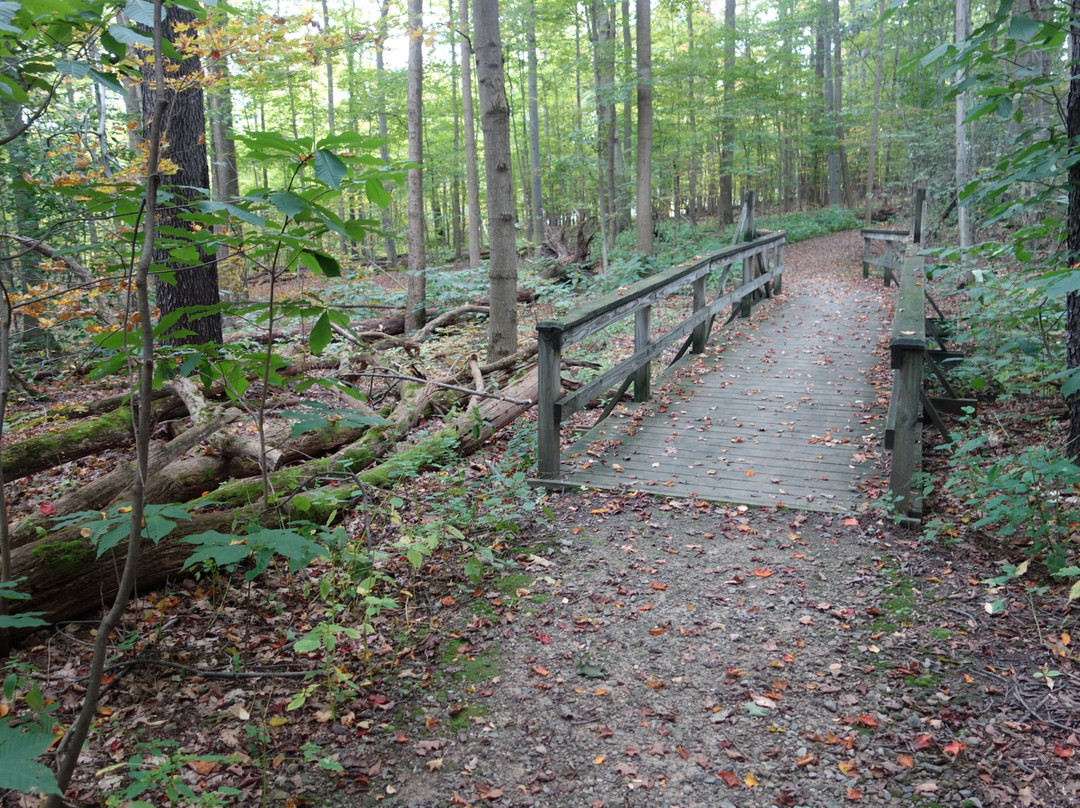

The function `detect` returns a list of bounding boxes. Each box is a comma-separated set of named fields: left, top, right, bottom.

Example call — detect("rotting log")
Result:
left=7, top=369, right=539, bottom=635
left=1, top=405, right=137, bottom=480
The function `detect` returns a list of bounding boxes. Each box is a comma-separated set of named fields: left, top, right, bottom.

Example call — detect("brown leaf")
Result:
left=717, top=770, right=741, bottom=788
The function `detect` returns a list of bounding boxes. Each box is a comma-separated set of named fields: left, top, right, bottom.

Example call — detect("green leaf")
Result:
left=313, top=149, right=347, bottom=189
left=0, top=74, right=28, bottom=104
left=301, top=250, right=341, bottom=278
left=107, top=22, right=153, bottom=48
left=280, top=401, right=386, bottom=437
left=920, top=42, right=949, bottom=67
left=309, top=311, right=332, bottom=355
left=1008, top=12, right=1040, bottom=41
left=0, top=724, right=61, bottom=795
left=365, top=177, right=390, bottom=209
left=0, top=2, right=21, bottom=34
left=269, top=191, right=307, bottom=217
left=56, top=59, right=91, bottom=79
left=123, top=0, right=159, bottom=27
left=0, top=613, right=47, bottom=629
left=89, top=69, right=126, bottom=95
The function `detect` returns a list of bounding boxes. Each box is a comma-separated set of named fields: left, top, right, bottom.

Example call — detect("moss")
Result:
left=31, top=539, right=95, bottom=572
left=2, top=405, right=132, bottom=470
left=905, top=675, right=940, bottom=689
left=929, top=628, right=951, bottom=641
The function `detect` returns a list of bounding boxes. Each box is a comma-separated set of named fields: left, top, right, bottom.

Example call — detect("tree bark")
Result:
left=460, top=0, right=483, bottom=269
left=864, top=0, right=885, bottom=224
left=474, top=0, right=519, bottom=361
left=405, top=0, right=427, bottom=332
left=635, top=0, right=653, bottom=255
left=720, top=0, right=735, bottom=225
left=955, top=0, right=972, bottom=249
left=377, top=0, right=398, bottom=266
left=1066, top=0, right=1080, bottom=457
left=526, top=0, right=545, bottom=246
left=140, top=6, right=223, bottom=346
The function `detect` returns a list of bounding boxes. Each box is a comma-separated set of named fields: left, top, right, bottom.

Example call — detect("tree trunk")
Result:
left=955, top=0, right=972, bottom=249
left=635, top=0, right=653, bottom=255
left=475, top=0, right=519, bottom=361
left=719, top=0, right=735, bottom=225
left=526, top=1, right=544, bottom=246
left=864, top=0, right=885, bottom=224
left=377, top=0, right=398, bottom=266
left=405, top=0, right=427, bottom=331
left=1066, top=0, right=1080, bottom=457
left=460, top=0, right=483, bottom=268
left=140, top=6, right=223, bottom=346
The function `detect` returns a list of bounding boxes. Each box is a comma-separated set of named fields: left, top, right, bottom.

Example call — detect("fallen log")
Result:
left=8, top=366, right=539, bottom=634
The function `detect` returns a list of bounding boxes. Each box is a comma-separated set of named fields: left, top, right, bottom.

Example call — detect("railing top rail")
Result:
left=861, top=227, right=910, bottom=238
left=536, top=230, right=785, bottom=346
left=890, top=256, right=926, bottom=365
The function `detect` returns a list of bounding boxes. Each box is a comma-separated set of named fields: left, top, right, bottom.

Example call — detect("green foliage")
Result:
left=51, top=502, right=196, bottom=558
left=0, top=672, right=60, bottom=795
left=183, top=522, right=340, bottom=582
left=0, top=579, right=45, bottom=630
left=757, top=207, right=862, bottom=243
left=925, top=424, right=1079, bottom=581
left=99, top=739, right=239, bottom=808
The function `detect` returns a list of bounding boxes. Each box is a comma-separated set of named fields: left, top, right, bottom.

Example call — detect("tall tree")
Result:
left=635, top=0, right=652, bottom=255
left=685, top=1, right=697, bottom=224
left=1066, top=0, right=1080, bottom=457
left=474, top=0, right=518, bottom=360
left=377, top=0, right=398, bottom=266
left=405, top=0, right=426, bottom=332
left=141, top=5, right=222, bottom=346
left=864, top=0, right=886, bottom=224
left=526, top=0, right=544, bottom=245
left=955, top=0, right=972, bottom=248
left=719, top=0, right=735, bottom=224
left=460, top=0, right=482, bottom=268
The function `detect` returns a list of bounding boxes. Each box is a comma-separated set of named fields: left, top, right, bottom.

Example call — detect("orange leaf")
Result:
left=843, top=517, right=859, bottom=526
left=838, top=759, right=857, bottom=777
left=942, top=740, right=965, bottom=756
left=745, top=470, right=756, bottom=477
left=795, top=753, right=818, bottom=768
left=912, top=733, right=934, bottom=750
left=753, top=568, right=774, bottom=578
left=593, top=755, right=606, bottom=765
left=650, top=582, right=668, bottom=591
left=1053, top=743, right=1075, bottom=758
left=187, top=759, right=220, bottom=776
left=897, top=755, right=914, bottom=768
left=846, top=787, right=863, bottom=801
left=532, top=666, right=550, bottom=677
left=637, top=603, right=654, bottom=611
left=717, top=770, right=740, bottom=788
left=857, top=714, right=879, bottom=727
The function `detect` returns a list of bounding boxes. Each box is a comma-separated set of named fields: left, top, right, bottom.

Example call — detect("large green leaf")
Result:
left=1007, top=12, right=1040, bottom=41
left=313, top=149, right=346, bottom=189
left=269, top=191, right=307, bottom=218
left=0, top=724, right=60, bottom=795
left=123, top=0, right=159, bottom=27
left=309, top=311, right=332, bottom=355
left=0, top=2, right=21, bottom=35
left=107, top=22, right=153, bottom=48
left=365, top=177, right=390, bottom=209
left=301, top=249, right=341, bottom=278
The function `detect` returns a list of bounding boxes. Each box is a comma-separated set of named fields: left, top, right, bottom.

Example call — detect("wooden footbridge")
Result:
left=533, top=213, right=932, bottom=516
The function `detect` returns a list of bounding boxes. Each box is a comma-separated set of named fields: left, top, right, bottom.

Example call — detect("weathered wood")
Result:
left=633, top=307, right=651, bottom=402
left=861, top=228, right=910, bottom=286
left=536, top=323, right=564, bottom=480
left=887, top=257, right=927, bottom=520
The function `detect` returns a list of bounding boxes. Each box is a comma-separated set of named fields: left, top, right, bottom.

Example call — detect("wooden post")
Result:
left=634, top=306, right=652, bottom=401
left=888, top=256, right=927, bottom=522
left=883, top=241, right=894, bottom=288
left=772, top=243, right=783, bottom=295
left=861, top=231, right=871, bottom=279
left=913, top=187, right=925, bottom=245
left=740, top=190, right=756, bottom=317
left=536, top=322, right=564, bottom=480
left=691, top=277, right=707, bottom=354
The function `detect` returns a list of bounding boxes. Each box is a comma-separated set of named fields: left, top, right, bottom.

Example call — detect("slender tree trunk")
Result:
left=833, top=0, right=853, bottom=208
left=474, top=0, right=518, bottom=360
left=140, top=6, right=222, bottom=346
left=405, top=0, right=426, bottom=332
left=955, top=0, right=972, bottom=249
left=635, top=0, right=653, bottom=255
left=377, top=0, right=398, bottom=266
left=460, top=0, right=482, bottom=268
left=864, top=0, right=885, bottom=224
left=686, top=2, right=697, bottom=224
left=720, top=0, right=735, bottom=225
left=450, top=2, right=463, bottom=261
left=1066, top=0, right=1080, bottom=456
left=620, top=0, right=633, bottom=231
left=822, top=0, right=841, bottom=206
left=526, top=0, right=544, bottom=245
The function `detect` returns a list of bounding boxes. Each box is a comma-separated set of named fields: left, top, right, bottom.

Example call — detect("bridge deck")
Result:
left=560, top=242, right=889, bottom=513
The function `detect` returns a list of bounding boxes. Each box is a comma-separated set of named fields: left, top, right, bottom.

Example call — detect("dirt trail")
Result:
left=348, top=232, right=1080, bottom=808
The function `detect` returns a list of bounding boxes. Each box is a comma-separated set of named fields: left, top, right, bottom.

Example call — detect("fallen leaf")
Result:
left=942, top=740, right=965, bottom=756
left=897, top=754, right=914, bottom=768
left=532, top=666, right=550, bottom=677
left=795, top=753, right=818, bottom=768
left=744, top=772, right=759, bottom=787
left=843, top=517, right=859, bottom=526
left=1053, top=743, right=1075, bottom=758
left=187, top=759, right=219, bottom=776
left=717, top=770, right=740, bottom=788
left=846, top=786, right=862, bottom=801
left=427, top=758, right=443, bottom=772
left=594, top=755, right=606, bottom=765
left=838, top=759, right=857, bottom=777
left=912, top=733, right=934, bottom=751
left=914, top=782, right=939, bottom=794
left=753, top=568, right=774, bottom=578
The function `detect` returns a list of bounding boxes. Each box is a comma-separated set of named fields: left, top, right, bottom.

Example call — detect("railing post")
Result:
left=740, top=190, right=756, bottom=318
left=634, top=306, right=652, bottom=401
left=913, top=187, right=926, bottom=245
left=536, top=322, right=565, bottom=481
left=772, top=242, right=783, bottom=296
left=861, top=231, right=871, bottom=279
left=691, top=277, right=707, bottom=354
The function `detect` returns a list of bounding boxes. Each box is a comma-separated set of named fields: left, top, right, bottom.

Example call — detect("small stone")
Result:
left=823, top=700, right=838, bottom=712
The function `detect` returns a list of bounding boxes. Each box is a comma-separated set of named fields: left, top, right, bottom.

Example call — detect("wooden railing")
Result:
left=861, top=228, right=909, bottom=286
left=534, top=231, right=786, bottom=483
left=885, top=256, right=971, bottom=525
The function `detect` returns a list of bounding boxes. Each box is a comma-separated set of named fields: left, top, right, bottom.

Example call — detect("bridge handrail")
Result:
left=535, top=231, right=786, bottom=482
left=861, top=228, right=909, bottom=286
left=886, top=256, right=926, bottom=523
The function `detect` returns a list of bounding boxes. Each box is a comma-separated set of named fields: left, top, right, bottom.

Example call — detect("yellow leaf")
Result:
left=267, top=715, right=288, bottom=727
left=594, top=755, right=606, bottom=765
left=745, top=772, right=760, bottom=787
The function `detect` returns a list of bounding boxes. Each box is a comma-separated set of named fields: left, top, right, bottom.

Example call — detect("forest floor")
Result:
left=5, top=231, right=1080, bottom=807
